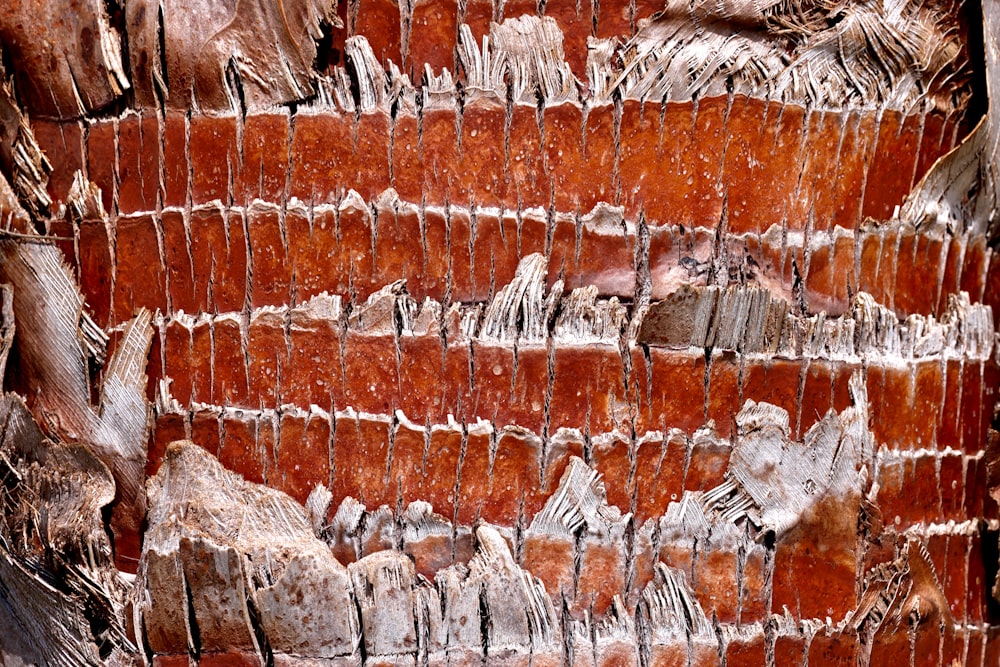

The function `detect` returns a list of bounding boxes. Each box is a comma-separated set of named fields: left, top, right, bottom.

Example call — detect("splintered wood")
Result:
left=0, top=0, right=998, bottom=664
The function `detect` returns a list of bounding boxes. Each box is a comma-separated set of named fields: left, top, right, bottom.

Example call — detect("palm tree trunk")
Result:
left=0, top=0, right=997, bottom=663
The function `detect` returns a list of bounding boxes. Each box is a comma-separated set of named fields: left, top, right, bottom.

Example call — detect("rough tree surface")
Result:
left=0, top=0, right=998, bottom=664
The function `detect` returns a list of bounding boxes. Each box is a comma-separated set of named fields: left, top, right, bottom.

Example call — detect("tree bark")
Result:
left=0, top=0, right=997, bottom=664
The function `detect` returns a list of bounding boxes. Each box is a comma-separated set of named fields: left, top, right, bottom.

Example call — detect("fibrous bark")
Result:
left=0, top=0, right=997, bottom=664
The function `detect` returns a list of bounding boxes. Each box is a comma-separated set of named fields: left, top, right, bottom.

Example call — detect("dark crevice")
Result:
left=244, top=581, right=275, bottom=667
left=313, top=19, right=344, bottom=73
left=478, top=585, right=491, bottom=660
left=982, top=522, right=1000, bottom=623
left=182, top=570, right=201, bottom=661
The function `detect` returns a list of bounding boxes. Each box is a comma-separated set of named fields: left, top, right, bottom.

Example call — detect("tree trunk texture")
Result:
left=0, top=0, right=998, bottom=664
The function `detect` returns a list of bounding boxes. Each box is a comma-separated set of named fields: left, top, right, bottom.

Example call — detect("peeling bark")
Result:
left=0, top=0, right=996, bottom=663
left=0, top=238, right=153, bottom=559
left=128, top=0, right=341, bottom=113
left=898, top=0, right=1000, bottom=238
left=0, top=0, right=128, bottom=118
left=0, top=392, right=134, bottom=665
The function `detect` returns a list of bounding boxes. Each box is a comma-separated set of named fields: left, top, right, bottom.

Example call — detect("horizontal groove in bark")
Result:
left=40, top=192, right=999, bottom=333
left=149, top=394, right=993, bottom=551
left=31, top=97, right=966, bottom=231
left=146, top=330, right=998, bottom=454
left=130, top=377, right=978, bottom=663
left=5, top=396, right=986, bottom=664
left=135, top=255, right=997, bottom=438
